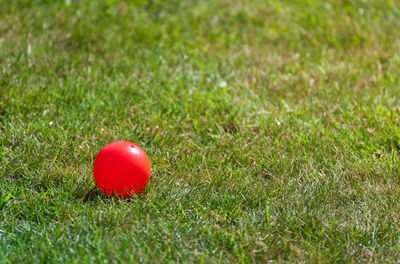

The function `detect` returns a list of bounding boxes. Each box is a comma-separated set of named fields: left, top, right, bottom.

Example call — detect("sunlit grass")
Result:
left=1, top=0, right=400, bottom=262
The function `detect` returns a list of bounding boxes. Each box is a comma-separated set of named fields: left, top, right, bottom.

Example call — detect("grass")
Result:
left=1, top=0, right=400, bottom=262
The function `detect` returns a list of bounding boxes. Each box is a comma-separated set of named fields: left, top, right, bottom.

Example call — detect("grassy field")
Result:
left=1, top=0, right=400, bottom=262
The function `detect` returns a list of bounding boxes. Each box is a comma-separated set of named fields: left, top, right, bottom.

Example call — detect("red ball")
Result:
left=93, top=141, right=151, bottom=197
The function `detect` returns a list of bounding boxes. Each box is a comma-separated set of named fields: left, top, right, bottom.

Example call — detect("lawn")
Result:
left=1, top=0, right=400, bottom=262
